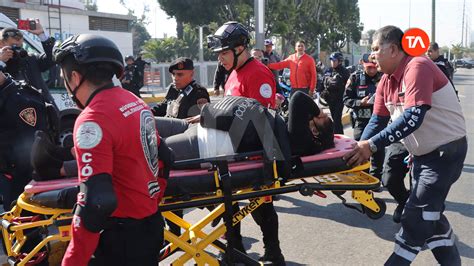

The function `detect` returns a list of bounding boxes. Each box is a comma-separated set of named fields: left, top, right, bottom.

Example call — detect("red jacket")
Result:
left=268, top=53, right=317, bottom=93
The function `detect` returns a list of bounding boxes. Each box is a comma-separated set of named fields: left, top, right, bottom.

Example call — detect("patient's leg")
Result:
left=165, top=126, right=200, bottom=161
left=154, top=117, right=189, bottom=138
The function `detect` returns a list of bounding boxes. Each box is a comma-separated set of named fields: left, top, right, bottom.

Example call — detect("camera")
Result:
left=11, top=44, right=28, bottom=58
left=262, top=57, right=269, bottom=65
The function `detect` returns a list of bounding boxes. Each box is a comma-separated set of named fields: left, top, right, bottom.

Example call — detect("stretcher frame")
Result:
left=0, top=156, right=384, bottom=266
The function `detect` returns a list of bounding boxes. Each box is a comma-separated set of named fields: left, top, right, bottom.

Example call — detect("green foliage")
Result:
left=153, top=0, right=364, bottom=61
left=84, top=0, right=98, bottom=11
left=142, top=25, right=215, bottom=62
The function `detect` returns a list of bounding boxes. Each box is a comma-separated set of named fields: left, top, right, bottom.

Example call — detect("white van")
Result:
left=0, top=12, right=79, bottom=146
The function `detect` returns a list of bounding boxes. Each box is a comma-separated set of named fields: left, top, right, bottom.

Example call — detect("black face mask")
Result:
left=63, top=72, right=87, bottom=110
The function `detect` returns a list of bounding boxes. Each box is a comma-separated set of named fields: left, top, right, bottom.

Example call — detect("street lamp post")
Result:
left=254, top=0, right=265, bottom=48
left=199, top=26, right=204, bottom=62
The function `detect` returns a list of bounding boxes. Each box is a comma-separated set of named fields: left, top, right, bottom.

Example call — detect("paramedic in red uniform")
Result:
left=207, top=21, right=283, bottom=265
left=208, top=21, right=276, bottom=109
left=53, top=34, right=170, bottom=266
left=344, top=26, right=467, bottom=265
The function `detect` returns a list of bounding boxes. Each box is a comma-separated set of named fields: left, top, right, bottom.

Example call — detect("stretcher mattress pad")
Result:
left=26, top=135, right=356, bottom=208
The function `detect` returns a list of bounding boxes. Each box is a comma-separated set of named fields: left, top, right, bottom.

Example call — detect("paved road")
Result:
left=1, top=69, right=473, bottom=265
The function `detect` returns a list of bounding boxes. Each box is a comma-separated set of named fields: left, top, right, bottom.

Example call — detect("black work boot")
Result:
left=259, top=246, right=286, bottom=265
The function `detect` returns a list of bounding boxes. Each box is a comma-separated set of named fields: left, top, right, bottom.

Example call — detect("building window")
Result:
left=0, top=7, right=20, bottom=22
left=89, top=16, right=130, bottom=32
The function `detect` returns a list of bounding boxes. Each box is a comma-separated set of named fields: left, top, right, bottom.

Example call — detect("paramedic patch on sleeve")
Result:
left=76, top=121, right=103, bottom=149
left=259, top=83, right=272, bottom=99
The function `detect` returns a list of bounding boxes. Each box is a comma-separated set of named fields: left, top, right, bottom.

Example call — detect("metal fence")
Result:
left=141, top=61, right=219, bottom=96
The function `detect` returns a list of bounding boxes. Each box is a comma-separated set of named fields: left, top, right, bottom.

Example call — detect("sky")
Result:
left=97, top=0, right=473, bottom=47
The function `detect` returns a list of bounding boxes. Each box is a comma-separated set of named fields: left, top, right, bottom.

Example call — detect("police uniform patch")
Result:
left=19, top=107, right=37, bottom=126
left=140, top=110, right=159, bottom=176
left=76, top=121, right=103, bottom=149
left=259, top=83, right=272, bottom=99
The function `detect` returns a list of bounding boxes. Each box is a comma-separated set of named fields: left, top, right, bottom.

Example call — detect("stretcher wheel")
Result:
left=363, top=198, right=386, bottom=220
left=299, top=185, right=314, bottom=196
left=332, top=190, right=346, bottom=196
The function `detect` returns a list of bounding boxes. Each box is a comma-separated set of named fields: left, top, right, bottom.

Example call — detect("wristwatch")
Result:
left=368, top=139, right=377, bottom=153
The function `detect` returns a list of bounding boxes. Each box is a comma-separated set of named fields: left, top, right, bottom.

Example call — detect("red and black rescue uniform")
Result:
left=224, top=57, right=276, bottom=108
left=0, top=75, right=57, bottom=211
left=62, top=85, right=167, bottom=266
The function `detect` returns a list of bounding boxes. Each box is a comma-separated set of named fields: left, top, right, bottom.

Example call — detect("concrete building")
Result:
left=0, top=0, right=134, bottom=56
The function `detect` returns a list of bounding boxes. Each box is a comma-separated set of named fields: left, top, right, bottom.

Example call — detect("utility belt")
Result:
left=105, top=211, right=161, bottom=231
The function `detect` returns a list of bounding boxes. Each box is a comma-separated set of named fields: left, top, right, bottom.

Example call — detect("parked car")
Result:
left=453, top=59, right=473, bottom=69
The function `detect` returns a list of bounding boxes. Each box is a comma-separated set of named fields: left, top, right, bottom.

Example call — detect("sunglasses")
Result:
left=2, top=31, right=23, bottom=39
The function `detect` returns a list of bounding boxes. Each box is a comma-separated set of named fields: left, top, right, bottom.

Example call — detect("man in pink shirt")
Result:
left=344, top=26, right=466, bottom=265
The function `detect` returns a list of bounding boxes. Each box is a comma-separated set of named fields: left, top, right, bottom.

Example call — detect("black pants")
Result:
left=353, top=120, right=385, bottom=180
left=89, top=212, right=164, bottom=266
left=0, top=170, right=31, bottom=211
left=328, top=99, right=344, bottom=134
left=382, top=142, right=410, bottom=205
left=229, top=201, right=281, bottom=254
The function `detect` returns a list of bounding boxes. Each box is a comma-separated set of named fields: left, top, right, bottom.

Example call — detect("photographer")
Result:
left=0, top=23, right=57, bottom=108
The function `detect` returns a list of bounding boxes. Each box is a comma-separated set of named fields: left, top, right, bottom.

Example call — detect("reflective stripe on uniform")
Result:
left=427, top=235, right=455, bottom=250
left=394, top=229, right=422, bottom=262
left=422, top=210, right=441, bottom=221
left=395, top=233, right=422, bottom=252
left=393, top=244, right=418, bottom=262
left=426, top=227, right=455, bottom=250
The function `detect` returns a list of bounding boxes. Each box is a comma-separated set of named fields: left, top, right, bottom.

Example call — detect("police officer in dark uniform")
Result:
left=120, top=55, right=141, bottom=97
left=134, top=52, right=150, bottom=91
left=343, top=54, right=384, bottom=180
left=427, top=42, right=454, bottom=81
left=0, top=26, right=57, bottom=109
left=0, top=72, right=57, bottom=210
left=343, top=55, right=381, bottom=140
left=152, top=57, right=210, bottom=119
left=322, top=52, right=350, bottom=134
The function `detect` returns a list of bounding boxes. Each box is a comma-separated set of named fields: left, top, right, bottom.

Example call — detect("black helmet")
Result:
left=53, top=34, right=124, bottom=78
left=125, top=55, right=134, bottom=61
left=207, top=21, right=250, bottom=53
left=329, top=52, right=344, bottom=61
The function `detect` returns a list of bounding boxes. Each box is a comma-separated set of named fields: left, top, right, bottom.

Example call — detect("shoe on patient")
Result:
left=393, top=203, right=405, bottom=224
left=259, top=248, right=286, bottom=265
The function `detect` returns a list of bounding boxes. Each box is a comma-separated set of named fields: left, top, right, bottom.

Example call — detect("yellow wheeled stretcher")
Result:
left=0, top=135, right=385, bottom=265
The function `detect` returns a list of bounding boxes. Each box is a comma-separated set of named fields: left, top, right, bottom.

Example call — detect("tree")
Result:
left=84, top=0, right=98, bottom=11
left=451, top=43, right=467, bottom=59
left=158, top=0, right=224, bottom=39
left=142, top=24, right=215, bottom=62
left=119, top=1, right=151, bottom=56
left=366, top=29, right=376, bottom=46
